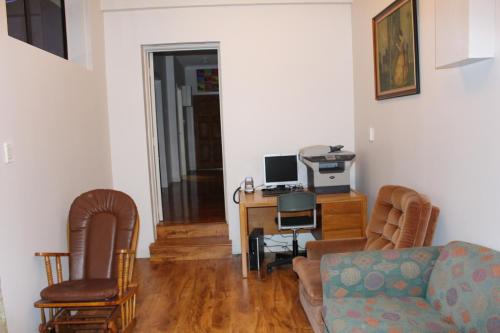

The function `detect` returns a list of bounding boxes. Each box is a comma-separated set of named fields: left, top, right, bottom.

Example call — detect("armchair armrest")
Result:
left=35, top=252, right=70, bottom=286
left=116, top=249, right=136, bottom=296
left=306, top=238, right=367, bottom=260
left=35, top=252, right=69, bottom=257
left=321, top=246, right=441, bottom=300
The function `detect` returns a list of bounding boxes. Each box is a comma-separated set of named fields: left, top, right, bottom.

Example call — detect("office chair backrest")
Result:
left=68, top=189, right=139, bottom=280
left=278, top=192, right=317, bottom=212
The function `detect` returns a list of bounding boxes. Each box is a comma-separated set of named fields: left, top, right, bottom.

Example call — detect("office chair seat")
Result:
left=275, top=216, right=314, bottom=228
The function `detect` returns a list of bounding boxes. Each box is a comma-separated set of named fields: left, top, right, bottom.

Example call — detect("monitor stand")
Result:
left=276, top=185, right=287, bottom=190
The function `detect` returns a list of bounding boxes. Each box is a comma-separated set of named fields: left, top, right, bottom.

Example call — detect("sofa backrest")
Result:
left=365, top=185, right=435, bottom=250
left=426, top=241, right=500, bottom=332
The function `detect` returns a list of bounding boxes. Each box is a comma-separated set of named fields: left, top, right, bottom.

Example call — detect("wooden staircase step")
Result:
left=149, top=239, right=232, bottom=262
left=156, top=222, right=228, bottom=239
left=152, top=236, right=231, bottom=247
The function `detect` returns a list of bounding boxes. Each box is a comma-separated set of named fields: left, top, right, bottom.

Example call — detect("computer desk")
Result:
left=239, top=189, right=367, bottom=277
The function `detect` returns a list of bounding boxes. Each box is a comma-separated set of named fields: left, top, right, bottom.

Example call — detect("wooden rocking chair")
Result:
left=34, top=189, right=140, bottom=333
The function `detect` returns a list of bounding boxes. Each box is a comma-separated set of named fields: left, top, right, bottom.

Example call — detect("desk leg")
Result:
left=239, top=204, right=248, bottom=278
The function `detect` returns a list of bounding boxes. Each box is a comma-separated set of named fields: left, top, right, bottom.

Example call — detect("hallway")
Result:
left=160, top=170, right=225, bottom=224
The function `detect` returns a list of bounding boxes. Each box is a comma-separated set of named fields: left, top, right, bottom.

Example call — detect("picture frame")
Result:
left=196, top=68, right=219, bottom=93
left=372, top=0, right=420, bottom=100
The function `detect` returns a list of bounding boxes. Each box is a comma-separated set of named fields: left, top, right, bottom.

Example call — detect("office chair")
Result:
left=267, top=192, right=317, bottom=272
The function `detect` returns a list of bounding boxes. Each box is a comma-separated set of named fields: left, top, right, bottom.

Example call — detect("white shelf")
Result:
left=435, top=0, right=495, bottom=69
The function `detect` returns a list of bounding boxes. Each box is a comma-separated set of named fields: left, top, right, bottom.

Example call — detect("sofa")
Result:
left=293, top=185, right=439, bottom=332
left=320, top=241, right=500, bottom=332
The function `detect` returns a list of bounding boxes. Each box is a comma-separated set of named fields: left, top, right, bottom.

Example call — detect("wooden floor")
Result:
left=161, top=170, right=225, bottom=224
left=133, top=256, right=313, bottom=332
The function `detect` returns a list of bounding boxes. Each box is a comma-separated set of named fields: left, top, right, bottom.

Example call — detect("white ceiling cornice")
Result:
left=101, top=0, right=352, bottom=12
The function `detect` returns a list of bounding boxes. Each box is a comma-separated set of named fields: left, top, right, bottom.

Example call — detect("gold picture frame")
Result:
left=373, top=0, right=420, bottom=100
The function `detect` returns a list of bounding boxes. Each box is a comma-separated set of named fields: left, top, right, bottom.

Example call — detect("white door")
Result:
left=177, top=86, right=188, bottom=177
left=146, top=53, right=164, bottom=223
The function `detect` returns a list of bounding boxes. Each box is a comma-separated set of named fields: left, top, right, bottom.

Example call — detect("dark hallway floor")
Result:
left=160, top=170, right=225, bottom=224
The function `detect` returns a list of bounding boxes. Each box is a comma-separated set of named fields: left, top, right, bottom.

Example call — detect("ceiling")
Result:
left=175, top=53, right=218, bottom=68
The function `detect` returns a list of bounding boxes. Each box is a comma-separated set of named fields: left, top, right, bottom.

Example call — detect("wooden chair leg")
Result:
left=108, top=320, right=118, bottom=333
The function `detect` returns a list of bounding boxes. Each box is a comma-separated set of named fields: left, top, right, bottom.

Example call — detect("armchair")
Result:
left=34, top=189, right=139, bottom=333
left=293, top=185, right=440, bottom=332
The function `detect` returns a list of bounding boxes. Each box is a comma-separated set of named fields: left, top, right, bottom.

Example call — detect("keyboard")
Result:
left=261, top=187, right=304, bottom=197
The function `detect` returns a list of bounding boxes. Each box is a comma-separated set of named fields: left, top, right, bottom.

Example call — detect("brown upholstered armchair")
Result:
left=34, top=190, right=140, bottom=333
left=292, top=185, right=440, bottom=333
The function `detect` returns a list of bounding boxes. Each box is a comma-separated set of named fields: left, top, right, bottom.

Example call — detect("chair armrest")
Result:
left=35, top=252, right=70, bottom=257
left=321, top=246, right=442, bottom=300
left=306, top=238, right=367, bottom=260
left=35, top=252, right=70, bottom=286
left=116, top=248, right=136, bottom=296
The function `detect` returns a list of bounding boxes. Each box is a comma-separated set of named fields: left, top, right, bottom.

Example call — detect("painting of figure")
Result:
left=373, top=0, right=420, bottom=100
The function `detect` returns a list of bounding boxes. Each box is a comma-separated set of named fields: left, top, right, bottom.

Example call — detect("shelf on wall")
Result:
left=435, top=0, right=496, bottom=69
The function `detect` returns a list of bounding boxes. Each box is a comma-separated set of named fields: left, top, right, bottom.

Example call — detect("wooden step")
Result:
left=156, top=222, right=228, bottom=239
left=149, top=236, right=232, bottom=262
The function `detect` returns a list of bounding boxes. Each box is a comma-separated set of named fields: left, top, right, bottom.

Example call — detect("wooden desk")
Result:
left=239, top=190, right=367, bottom=277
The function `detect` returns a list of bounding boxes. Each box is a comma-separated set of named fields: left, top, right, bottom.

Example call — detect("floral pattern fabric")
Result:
left=321, top=242, right=500, bottom=333
left=426, top=241, right=500, bottom=333
left=323, top=295, right=458, bottom=333
left=321, top=246, right=441, bottom=299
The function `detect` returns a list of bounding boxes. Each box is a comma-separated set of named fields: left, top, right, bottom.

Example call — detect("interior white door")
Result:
left=177, top=86, right=188, bottom=177
left=146, top=52, right=164, bottom=223
left=155, top=80, right=169, bottom=187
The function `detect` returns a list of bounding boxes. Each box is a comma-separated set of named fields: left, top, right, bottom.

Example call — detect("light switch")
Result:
left=3, top=142, right=13, bottom=164
left=369, top=127, right=375, bottom=143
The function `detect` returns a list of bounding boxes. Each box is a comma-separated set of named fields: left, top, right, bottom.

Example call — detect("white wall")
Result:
left=0, top=2, right=111, bottom=332
left=352, top=0, right=500, bottom=250
left=103, top=3, right=355, bottom=254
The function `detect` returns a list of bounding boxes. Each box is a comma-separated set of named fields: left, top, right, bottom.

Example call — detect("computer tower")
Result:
left=248, top=228, right=264, bottom=271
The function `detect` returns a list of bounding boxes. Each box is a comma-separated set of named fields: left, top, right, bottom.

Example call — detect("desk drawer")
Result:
left=322, top=201, right=362, bottom=215
left=323, top=214, right=362, bottom=231
left=324, top=229, right=364, bottom=240
left=321, top=201, right=365, bottom=240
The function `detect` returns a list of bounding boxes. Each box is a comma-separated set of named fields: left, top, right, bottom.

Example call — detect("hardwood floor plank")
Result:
left=133, top=256, right=313, bottom=332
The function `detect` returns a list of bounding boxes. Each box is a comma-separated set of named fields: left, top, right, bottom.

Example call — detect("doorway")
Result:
left=143, top=43, right=226, bottom=231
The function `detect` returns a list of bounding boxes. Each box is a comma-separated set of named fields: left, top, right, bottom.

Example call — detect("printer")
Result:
left=299, top=145, right=355, bottom=194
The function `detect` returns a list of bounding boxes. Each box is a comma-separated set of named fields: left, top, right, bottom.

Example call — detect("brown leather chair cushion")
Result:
left=40, top=279, right=118, bottom=302
left=69, top=190, right=138, bottom=280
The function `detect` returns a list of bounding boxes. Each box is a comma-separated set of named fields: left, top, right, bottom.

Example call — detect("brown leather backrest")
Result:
left=364, top=185, right=433, bottom=251
left=68, top=189, right=138, bottom=280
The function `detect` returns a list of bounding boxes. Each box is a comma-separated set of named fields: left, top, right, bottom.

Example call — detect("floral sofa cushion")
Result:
left=426, top=241, right=500, bottom=332
left=321, top=246, right=441, bottom=299
left=323, top=295, right=458, bottom=333
left=321, top=242, right=500, bottom=333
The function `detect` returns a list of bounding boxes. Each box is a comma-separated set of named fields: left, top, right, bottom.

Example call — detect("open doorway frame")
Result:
left=141, top=42, right=226, bottom=240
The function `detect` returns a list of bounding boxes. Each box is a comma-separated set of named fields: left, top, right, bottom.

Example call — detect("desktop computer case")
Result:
left=248, top=228, right=264, bottom=271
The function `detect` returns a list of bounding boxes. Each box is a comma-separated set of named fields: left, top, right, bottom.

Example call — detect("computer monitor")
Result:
left=263, top=154, right=299, bottom=187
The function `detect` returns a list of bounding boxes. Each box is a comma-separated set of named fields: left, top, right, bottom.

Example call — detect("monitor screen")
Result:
left=264, top=154, right=298, bottom=186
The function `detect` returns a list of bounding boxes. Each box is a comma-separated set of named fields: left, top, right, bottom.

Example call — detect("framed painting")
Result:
left=196, top=68, right=219, bottom=93
left=373, top=0, right=420, bottom=100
